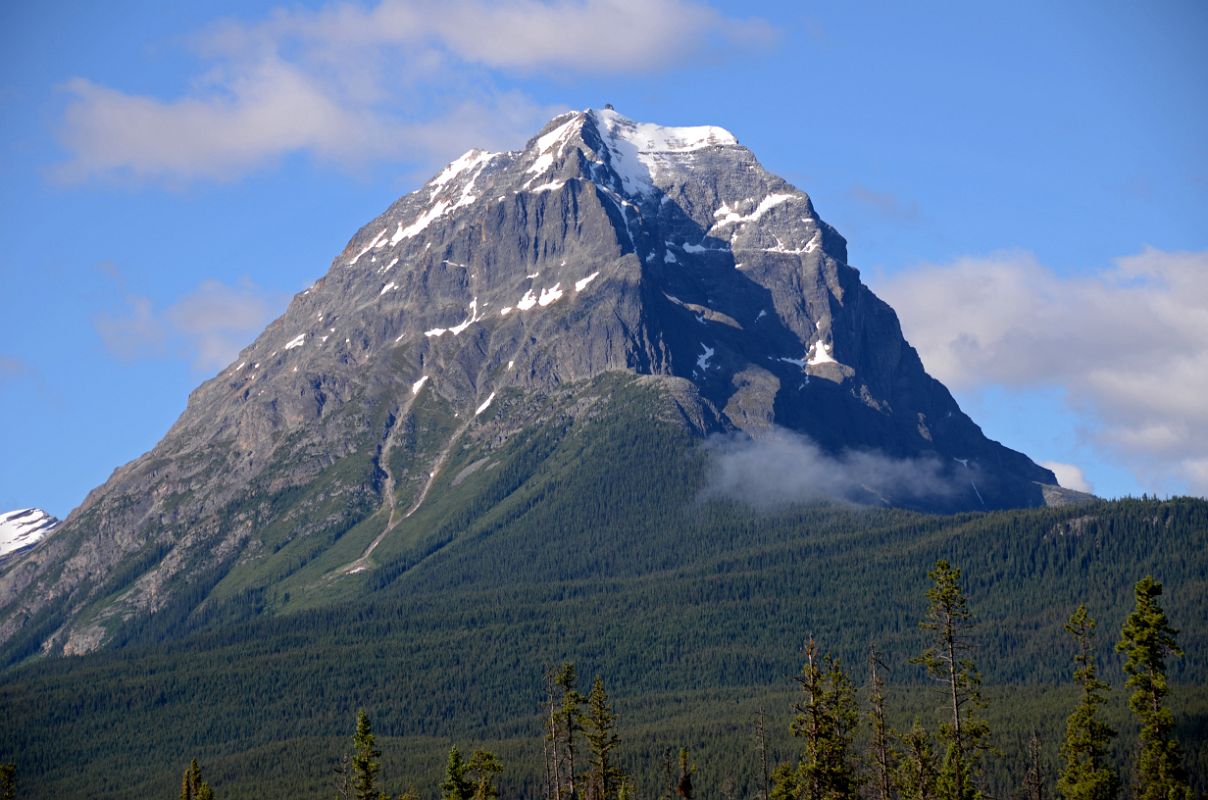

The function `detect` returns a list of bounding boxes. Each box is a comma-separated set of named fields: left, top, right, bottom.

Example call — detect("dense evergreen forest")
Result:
left=2, top=388, right=1206, bottom=798
left=3, top=542, right=1206, bottom=798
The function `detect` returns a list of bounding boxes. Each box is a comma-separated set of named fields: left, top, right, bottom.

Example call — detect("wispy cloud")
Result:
left=849, top=183, right=919, bottom=222
left=879, top=247, right=1208, bottom=495
left=54, top=0, right=774, bottom=185
left=703, top=429, right=958, bottom=509
left=0, top=355, right=35, bottom=388
left=95, top=278, right=285, bottom=372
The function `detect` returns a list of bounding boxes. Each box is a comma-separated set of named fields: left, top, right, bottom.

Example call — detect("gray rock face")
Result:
left=0, top=109, right=1058, bottom=657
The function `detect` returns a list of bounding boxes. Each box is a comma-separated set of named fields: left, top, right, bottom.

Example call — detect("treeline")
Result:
left=145, top=563, right=1198, bottom=800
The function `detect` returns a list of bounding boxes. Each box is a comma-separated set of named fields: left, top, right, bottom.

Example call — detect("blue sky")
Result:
left=2, top=1, right=1206, bottom=518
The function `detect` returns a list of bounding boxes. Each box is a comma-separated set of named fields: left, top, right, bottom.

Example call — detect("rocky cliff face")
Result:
left=0, top=109, right=1058, bottom=659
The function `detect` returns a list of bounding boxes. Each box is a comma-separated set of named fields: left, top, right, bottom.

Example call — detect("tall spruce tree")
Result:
left=912, top=560, right=989, bottom=800
left=771, top=638, right=860, bottom=800
left=546, top=663, right=585, bottom=800
left=1115, top=576, right=1192, bottom=800
left=442, top=746, right=473, bottom=800
left=585, top=675, right=623, bottom=800
left=1056, top=604, right=1119, bottom=800
left=351, top=709, right=383, bottom=800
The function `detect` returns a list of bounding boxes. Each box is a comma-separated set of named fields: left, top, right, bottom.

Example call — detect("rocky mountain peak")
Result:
left=81, top=106, right=1056, bottom=511
left=0, top=108, right=1063, bottom=659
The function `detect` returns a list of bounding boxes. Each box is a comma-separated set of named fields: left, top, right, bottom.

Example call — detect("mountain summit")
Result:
left=0, top=109, right=1066, bottom=658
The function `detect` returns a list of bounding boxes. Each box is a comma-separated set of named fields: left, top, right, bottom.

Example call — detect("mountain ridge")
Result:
left=0, top=107, right=1065, bottom=660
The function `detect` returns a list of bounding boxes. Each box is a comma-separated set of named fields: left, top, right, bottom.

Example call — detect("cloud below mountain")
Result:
left=703, top=429, right=958, bottom=509
left=879, top=246, right=1208, bottom=495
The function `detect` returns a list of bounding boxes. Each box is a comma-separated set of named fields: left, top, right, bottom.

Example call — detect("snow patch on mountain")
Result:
left=712, top=193, right=796, bottom=229
left=808, top=340, right=837, bottom=366
left=574, top=272, right=600, bottom=292
left=348, top=228, right=387, bottom=266
left=593, top=108, right=736, bottom=154
left=0, top=508, right=58, bottom=558
left=425, top=298, right=483, bottom=338
left=429, top=149, right=495, bottom=190
left=591, top=107, right=738, bottom=198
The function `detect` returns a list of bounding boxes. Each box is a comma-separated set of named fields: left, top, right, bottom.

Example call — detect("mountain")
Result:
left=0, top=108, right=1067, bottom=661
left=0, top=509, right=57, bottom=560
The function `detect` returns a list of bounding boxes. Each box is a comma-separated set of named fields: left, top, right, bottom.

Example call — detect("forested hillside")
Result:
left=2, top=402, right=1205, bottom=798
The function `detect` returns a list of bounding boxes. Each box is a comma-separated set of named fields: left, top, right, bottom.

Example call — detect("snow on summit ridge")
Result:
left=588, top=107, right=739, bottom=152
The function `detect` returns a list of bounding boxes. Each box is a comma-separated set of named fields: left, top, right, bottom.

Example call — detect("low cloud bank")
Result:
left=703, top=429, right=957, bottom=510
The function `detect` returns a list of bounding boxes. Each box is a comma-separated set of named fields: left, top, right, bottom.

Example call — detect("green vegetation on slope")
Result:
left=1, top=378, right=1205, bottom=797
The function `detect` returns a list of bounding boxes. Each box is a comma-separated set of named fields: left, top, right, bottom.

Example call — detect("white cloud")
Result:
left=194, top=0, right=773, bottom=72
left=1040, top=461, right=1094, bottom=494
left=878, top=247, right=1208, bottom=495
left=95, top=279, right=284, bottom=372
left=705, top=429, right=958, bottom=509
left=55, top=0, right=772, bottom=184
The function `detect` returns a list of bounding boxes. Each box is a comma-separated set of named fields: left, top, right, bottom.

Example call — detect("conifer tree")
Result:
left=585, top=675, right=623, bottom=800
left=912, top=560, right=989, bottom=800
left=1057, top=604, right=1119, bottom=800
left=179, top=759, right=214, bottom=800
left=772, top=638, right=860, bottom=800
left=0, top=763, right=12, bottom=800
left=894, top=723, right=938, bottom=800
left=546, top=663, right=586, bottom=800
left=442, top=746, right=473, bottom=800
left=467, top=749, right=503, bottom=800
left=442, top=747, right=502, bottom=800
left=867, top=646, right=896, bottom=800
left=1115, top=576, right=1192, bottom=800
left=352, top=709, right=383, bottom=800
